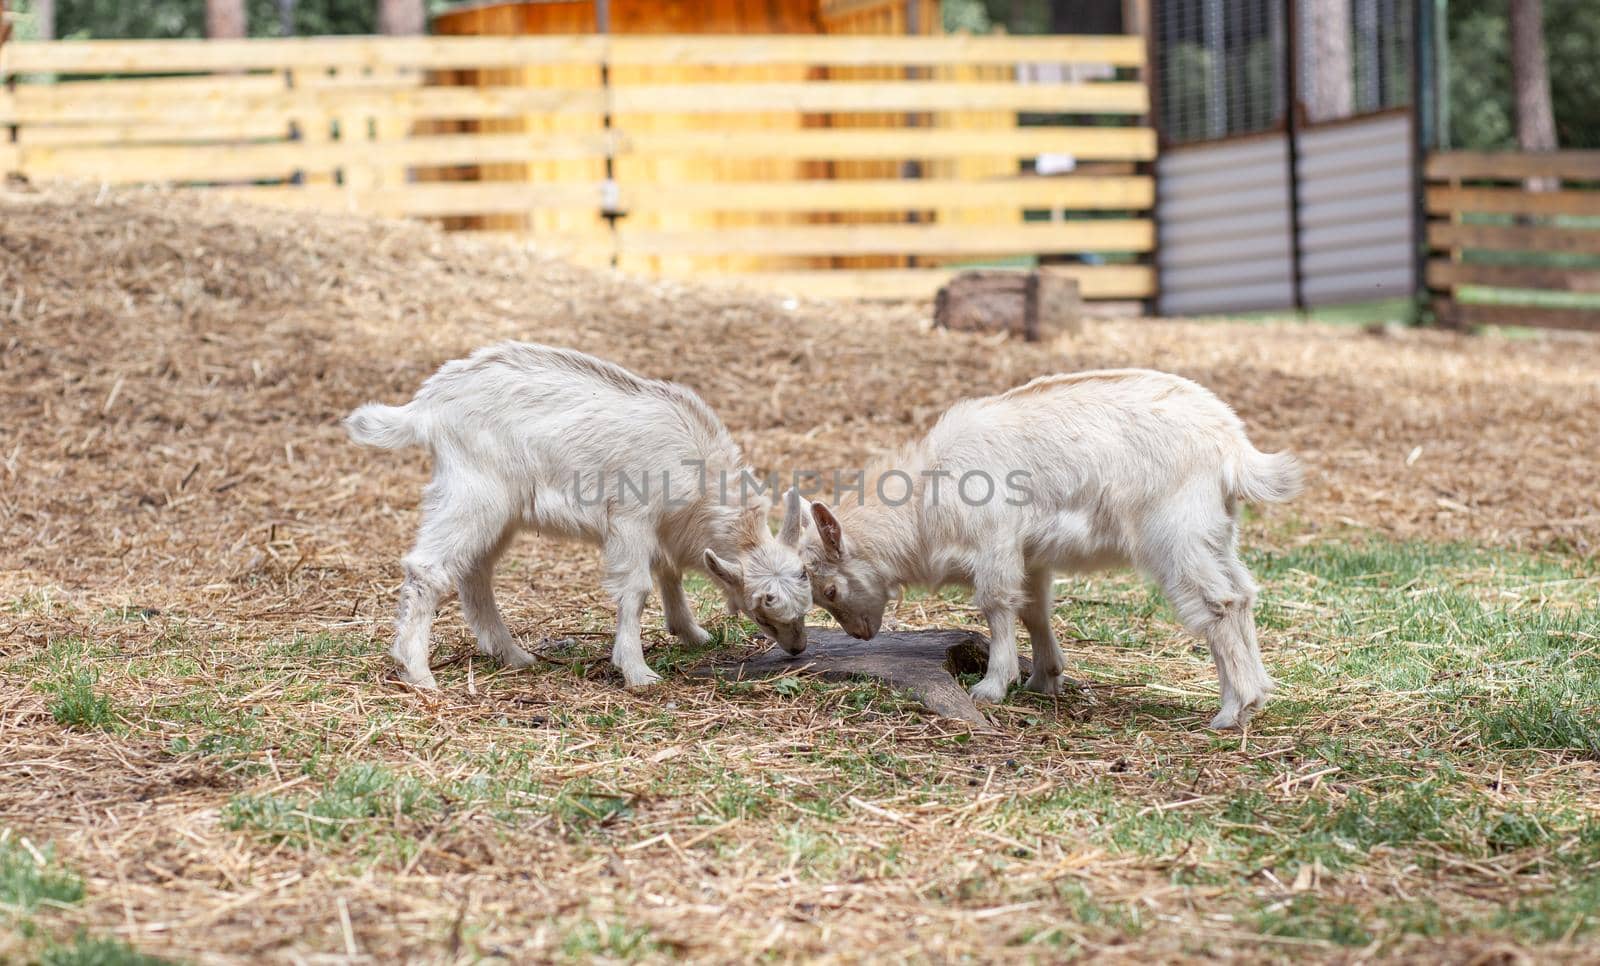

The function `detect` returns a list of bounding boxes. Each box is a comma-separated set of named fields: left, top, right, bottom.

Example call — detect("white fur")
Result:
left=801, top=369, right=1302, bottom=730
left=347, top=342, right=811, bottom=690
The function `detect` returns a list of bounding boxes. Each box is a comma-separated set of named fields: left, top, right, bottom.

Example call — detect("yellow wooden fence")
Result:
left=0, top=35, right=1156, bottom=302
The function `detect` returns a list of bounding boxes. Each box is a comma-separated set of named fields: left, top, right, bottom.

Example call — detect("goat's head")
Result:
left=797, top=498, right=892, bottom=642
left=702, top=489, right=812, bottom=655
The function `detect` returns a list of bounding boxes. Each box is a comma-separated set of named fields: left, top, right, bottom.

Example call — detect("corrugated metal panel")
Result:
left=1155, top=113, right=1417, bottom=314
left=1156, top=135, right=1293, bottom=315
left=1161, top=279, right=1297, bottom=316
left=1294, top=113, right=1414, bottom=306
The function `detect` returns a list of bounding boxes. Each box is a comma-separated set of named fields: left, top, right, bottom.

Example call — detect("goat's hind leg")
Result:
left=1153, top=539, right=1274, bottom=730
left=458, top=528, right=537, bottom=670
left=393, top=483, right=512, bottom=690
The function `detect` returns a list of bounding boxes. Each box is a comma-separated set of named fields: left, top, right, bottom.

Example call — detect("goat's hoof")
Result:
left=398, top=670, right=439, bottom=691
left=673, top=625, right=713, bottom=647
left=620, top=667, right=663, bottom=688
left=497, top=644, right=539, bottom=669
left=969, top=678, right=1010, bottom=704
left=1024, top=669, right=1067, bottom=695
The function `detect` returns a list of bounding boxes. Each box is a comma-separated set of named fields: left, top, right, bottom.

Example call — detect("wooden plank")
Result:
left=1426, top=186, right=1600, bottom=218
left=0, top=85, right=607, bottom=124
left=607, top=34, right=1146, bottom=67
left=1, top=35, right=1142, bottom=76
left=611, top=81, right=1146, bottom=115
left=216, top=181, right=609, bottom=216
left=680, top=265, right=1155, bottom=300
left=1426, top=222, right=1600, bottom=255
left=17, top=118, right=292, bottom=145
left=1445, top=302, right=1600, bottom=332
left=1, top=36, right=610, bottom=74
left=616, top=220, right=1154, bottom=257
left=619, top=176, right=1154, bottom=212
left=0, top=143, right=18, bottom=172
left=1426, top=150, right=1600, bottom=182
left=1427, top=259, right=1600, bottom=293
left=13, top=132, right=612, bottom=183
left=616, top=127, right=1156, bottom=161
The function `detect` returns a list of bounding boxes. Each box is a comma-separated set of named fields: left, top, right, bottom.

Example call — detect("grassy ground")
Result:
left=4, top=531, right=1598, bottom=963
left=5, top=185, right=1600, bottom=962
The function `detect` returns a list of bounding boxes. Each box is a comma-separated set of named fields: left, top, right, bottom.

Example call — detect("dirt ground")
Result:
left=3, top=184, right=1599, bottom=963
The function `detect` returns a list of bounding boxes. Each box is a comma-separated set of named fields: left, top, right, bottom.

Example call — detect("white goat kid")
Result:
left=799, top=369, right=1302, bottom=730
left=346, top=342, right=811, bottom=690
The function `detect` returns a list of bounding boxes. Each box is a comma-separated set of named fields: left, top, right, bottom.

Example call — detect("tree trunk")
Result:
left=1509, top=0, right=1557, bottom=153
left=1304, top=0, right=1353, bottom=122
left=205, top=0, right=247, bottom=39
left=33, top=0, right=54, bottom=40
left=277, top=0, right=297, bottom=36
left=377, top=0, right=426, bottom=35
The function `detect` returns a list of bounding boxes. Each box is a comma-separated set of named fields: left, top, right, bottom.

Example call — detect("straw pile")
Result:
left=2, top=182, right=1598, bottom=963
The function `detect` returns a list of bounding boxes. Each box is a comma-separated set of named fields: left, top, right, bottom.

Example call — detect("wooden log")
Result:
left=933, top=268, right=1083, bottom=341
left=697, top=627, right=1032, bottom=728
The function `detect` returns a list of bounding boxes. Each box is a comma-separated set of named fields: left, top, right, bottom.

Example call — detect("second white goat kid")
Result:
left=798, top=369, right=1302, bottom=729
left=346, top=342, right=811, bottom=690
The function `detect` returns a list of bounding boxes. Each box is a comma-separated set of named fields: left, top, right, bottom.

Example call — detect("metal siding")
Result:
left=1156, top=135, right=1294, bottom=315
left=1294, top=114, right=1415, bottom=306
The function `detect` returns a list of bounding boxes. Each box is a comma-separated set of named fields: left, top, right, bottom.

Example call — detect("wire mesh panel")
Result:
left=1156, top=0, right=1285, bottom=145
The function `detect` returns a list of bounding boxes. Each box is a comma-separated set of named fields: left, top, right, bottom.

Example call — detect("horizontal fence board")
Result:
left=17, top=119, right=295, bottom=146
left=1, top=36, right=611, bottom=73
left=1, top=34, right=1144, bottom=75
left=610, top=81, right=1147, bottom=114
left=606, top=34, right=1146, bottom=66
left=1427, top=150, right=1600, bottom=181
left=1427, top=259, right=1600, bottom=293
left=0, top=85, right=608, bottom=124
left=619, top=176, right=1152, bottom=212
left=1426, top=222, right=1600, bottom=255
left=14, top=133, right=614, bottom=183
left=218, top=182, right=612, bottom=217
left=1444, top=302, right=1600, bottom=332
left=614, top=127, right=1155, bottom=161
left=687, top=265, right=1154, bottom=299
left=1427, top=186, right=1600, bottom=218
left=618, top=221, right=1153, bottom=257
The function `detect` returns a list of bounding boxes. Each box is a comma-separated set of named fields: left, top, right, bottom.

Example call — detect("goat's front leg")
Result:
left=604, top=527, right=661, bottom=688
left=656, top=567, right=712, bottom=647
left=970, top=554, right=1025, bottom=704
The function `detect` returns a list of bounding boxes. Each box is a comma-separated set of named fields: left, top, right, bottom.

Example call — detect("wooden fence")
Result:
left=0, top=35, right=1155, bottom=303
left=1425, top=151, right=1600, bottom=331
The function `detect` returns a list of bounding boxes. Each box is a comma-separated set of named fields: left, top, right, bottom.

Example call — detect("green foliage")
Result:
left=224, top=763, right=438, bottom=849
left=48, top=670, right=118, bottom=731
left=1447, top=0, right=1600, bottom=149
left=0, top=838, right=85, bottom=912
left=39, top=935, right=175, bottom=966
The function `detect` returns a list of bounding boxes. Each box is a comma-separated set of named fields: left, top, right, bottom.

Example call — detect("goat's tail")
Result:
left=344, top=403, right=424, bottom=450
left=1229, top=446, right=1304, bottom=505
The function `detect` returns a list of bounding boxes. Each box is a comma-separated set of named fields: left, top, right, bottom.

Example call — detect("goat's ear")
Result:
left=810, top=501, right=844, bottom=560
left=778, top=487, right=807, bottom=546
left=702, top=549, right=745, bottom=596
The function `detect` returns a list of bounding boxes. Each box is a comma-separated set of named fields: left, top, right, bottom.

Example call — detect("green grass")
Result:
left=0, top=837, right=84, bottom=912
left=38, top=935, right=176, bottom=966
